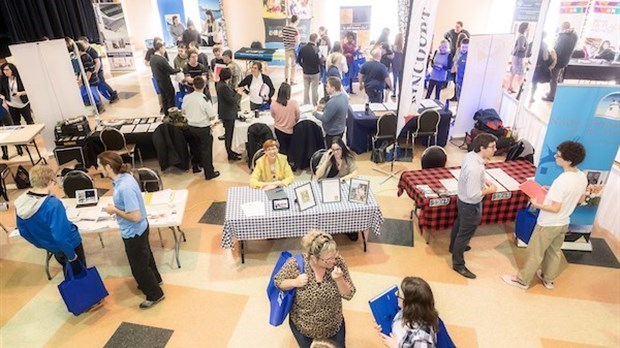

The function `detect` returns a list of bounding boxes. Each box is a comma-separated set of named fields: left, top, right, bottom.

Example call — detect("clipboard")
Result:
left=519, top=180, right=548, bottom=204
left=368, top=285, right=400, bottom=335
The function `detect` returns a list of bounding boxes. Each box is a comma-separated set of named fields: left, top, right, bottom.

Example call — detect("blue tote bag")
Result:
left=58, top=262, right=109, bottom=316
left=267, top=251, right=304, bottom=326
left=515, top=204, right=539, bottom=244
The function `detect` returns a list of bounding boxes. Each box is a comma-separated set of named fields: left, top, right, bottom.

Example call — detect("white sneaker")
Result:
left=501, top=274, right=528, bottom=290
left=536, top=270, right=554, bottom=289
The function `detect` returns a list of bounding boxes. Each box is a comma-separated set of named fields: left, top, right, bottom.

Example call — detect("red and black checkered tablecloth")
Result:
left=397, top=160, right=536, bottom=232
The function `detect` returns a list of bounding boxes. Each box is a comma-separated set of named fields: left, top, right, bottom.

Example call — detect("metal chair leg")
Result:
left=98, top=233, right=105, bottom=248
left=45, top=251, right=53, bottom=280
left=158, top=228, right=164, bottom=247
left=137, top=148, right=144, bottom=168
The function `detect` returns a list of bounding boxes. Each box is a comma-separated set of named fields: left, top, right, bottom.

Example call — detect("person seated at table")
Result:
left=315, top=138, right=358, bottom=182
left=15, top=164, right=87, bottom=279
left=271, top=82, right=300, bottom=156
left=250, top=139, right=294, bottom=190
left=238, top=61, right=275, bottom=110
left=378, top=276, right=439, bottom=347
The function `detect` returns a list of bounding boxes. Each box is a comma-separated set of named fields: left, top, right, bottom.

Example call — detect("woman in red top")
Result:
left=342, top=32, right=357, bottom=94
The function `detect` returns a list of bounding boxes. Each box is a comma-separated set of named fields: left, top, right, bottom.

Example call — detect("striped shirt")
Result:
left=457, top=151, right=486, bottom=204
left=282, top=25, right=298, bottom=51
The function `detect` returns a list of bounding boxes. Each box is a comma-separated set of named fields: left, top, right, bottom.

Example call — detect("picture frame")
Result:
left=272, top=198, right=290, bottom=211
left=349, top=178, right=370, bottom=204
left=294, top=182, right=317, bottom=211
left=321, top=178, right=341, bottom=203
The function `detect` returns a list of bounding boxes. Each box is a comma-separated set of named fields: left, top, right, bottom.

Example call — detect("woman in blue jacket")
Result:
left=15, top=165, right=85, bottom=277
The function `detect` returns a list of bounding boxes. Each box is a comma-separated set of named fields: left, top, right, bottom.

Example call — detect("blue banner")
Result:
left=535, top=85, right=620, bottom=227
left=157, top=0, right=185, bottom=46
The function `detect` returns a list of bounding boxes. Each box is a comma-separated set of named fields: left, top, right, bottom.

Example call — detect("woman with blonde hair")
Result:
left=250, top=139, right=294, bottom=190
left=275, top=230, right=356, bottom=347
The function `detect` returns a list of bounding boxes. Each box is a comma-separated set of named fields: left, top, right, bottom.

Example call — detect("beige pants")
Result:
left=284, top=49, right=296, bottom=83
left=518, top=224, right=568, bottom=284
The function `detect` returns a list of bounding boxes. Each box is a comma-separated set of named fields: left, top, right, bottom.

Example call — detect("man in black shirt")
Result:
left=144, top=37, right=169, bottom=66
left=77, top=36, right=119, bottom=104
left=183, top=49, right=211, bottom=100
left=297, top=33, right=322, bottom=105
left=182, top=24, right=202, bottom=47
left=444, top=21, right=470, bottom=56
left=210, top=45, right=225, bottom=72
left=76, top=42, right=105, bottom=113
left=150, top=41, right=181, bottom=115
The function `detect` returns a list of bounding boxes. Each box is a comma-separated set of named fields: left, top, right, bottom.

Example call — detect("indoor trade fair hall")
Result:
left=0, top=0, right=618, bottom=347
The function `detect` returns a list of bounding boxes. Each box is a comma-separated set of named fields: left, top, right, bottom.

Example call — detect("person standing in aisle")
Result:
left=182, top=76, right=220, bottom=180
left=449, top=134, right=498, bottom=279
left=150, top=41, right=181, bottom=116
left=503, top=141, right=587, bottom=290
left=98, top=152, right=165, bottom=309
left=297, top=33, right=322, bottom=106
left=0, top=62, right=34, bottom=125
left=543, top=22, right=578, bottom=102
left=77, top=36, right=119, bottom=103
left=282, top=15, right=300, bottom=85
left=215, top=68, right=243, bottom=161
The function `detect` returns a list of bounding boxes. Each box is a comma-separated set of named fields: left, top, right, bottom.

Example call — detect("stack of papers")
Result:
left=299, top=104, right=313, bottom=114
left=438, top=178, right=459, bottom=195
left=147, top=189, right=175, bottom=205
left=119, top=125, right=135, bottom=133
left=383, top=101, right=397, bottom=111
left=420, top=99, right=441, bottom=110
left=486, top=168, right=521, bottom=191
left=416, top=185, right=438, bottom=198
left=350, top=104, right=366, bottom=112
left=484, top=173, right=507, bottom=192
left=369, top=103, right=387, bottom=111
left=134, top=124, right=151, bottom=133
left=241, top=201, right=265, bottom=217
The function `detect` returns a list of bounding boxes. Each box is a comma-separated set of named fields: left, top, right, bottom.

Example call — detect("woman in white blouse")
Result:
left=238, top=62, right=275, bottom=110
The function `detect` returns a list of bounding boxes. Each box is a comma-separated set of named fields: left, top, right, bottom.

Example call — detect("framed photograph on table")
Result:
left=294, top=183, right=317, bottom=211
left=321, top=179, right=341, bottom=203
left=349, top=178, right=370, bottom=204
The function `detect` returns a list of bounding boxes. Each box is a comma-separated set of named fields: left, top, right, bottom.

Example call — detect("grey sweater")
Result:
left=313, top=91, right=348, bottom=135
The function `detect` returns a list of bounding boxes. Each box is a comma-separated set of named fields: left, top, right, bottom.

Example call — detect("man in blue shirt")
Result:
left=99, top=152, right=164, bottom=309
left=314, top=77, right=348, bottom=147
left=358, top=48, right=392, bottom=103
left=455, top=39, right=469, bottom=101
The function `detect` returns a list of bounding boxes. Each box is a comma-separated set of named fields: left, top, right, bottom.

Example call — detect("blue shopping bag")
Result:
left=515, top=204, right=539, bottom=244
left=267, top=251, right=304, bottom=326
left=437, top=317, right=456, bottom=348
left=57, top=261, right=108, bottom=316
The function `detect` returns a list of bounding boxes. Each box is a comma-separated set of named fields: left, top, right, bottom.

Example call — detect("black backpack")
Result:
left=14, top=165, right=31, bottom=189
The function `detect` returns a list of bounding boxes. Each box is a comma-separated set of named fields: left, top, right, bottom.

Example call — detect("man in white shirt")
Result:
left=181, top=76, right=220, bottom=180
left=503, top=141, right=587, bottom=290
left=449, top=134, right=498, bottom=279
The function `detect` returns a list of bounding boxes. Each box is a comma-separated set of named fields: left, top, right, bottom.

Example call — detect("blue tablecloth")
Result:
left=346, top=108, right=378, bottom=154
left=345, top=107, right=452, bottom=154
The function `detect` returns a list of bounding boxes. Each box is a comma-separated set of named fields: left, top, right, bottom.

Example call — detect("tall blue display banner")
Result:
left=535, top=85, right=620, bottom=233
left=157, top=0, right=186, bottom=46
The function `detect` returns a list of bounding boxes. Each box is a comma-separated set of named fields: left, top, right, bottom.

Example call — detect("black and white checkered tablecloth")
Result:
left=221, top=181, right=384, bottom=249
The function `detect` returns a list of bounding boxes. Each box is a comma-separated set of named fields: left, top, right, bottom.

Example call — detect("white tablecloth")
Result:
left=222, top=181, right=384, bottom=248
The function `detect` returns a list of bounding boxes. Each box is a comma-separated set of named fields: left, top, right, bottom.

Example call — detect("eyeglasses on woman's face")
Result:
left=318, top=251, right=338, bottom=264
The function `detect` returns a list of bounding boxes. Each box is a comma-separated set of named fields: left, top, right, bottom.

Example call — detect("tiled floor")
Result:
left=0, top=64, right=618, bottom=348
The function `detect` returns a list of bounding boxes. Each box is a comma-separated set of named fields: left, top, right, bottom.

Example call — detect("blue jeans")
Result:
left=289, top=317, right=346, bottom=348
left=392, top=70, right=401, bottom=95
left=449, top=199, right=482, bottom=267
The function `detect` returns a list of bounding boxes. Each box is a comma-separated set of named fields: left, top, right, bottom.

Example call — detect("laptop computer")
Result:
left=75, top=189, right=99, bottom=208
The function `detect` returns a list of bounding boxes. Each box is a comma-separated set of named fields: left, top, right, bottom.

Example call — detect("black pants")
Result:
left=275, top=128, right=293, bottom=156
left=9, top=104, right=34, bottom=125
left=364, top=87, right=383, bottom=103
left=250, top=102, right=262, bottom=111
left=97, top=70, right=117, bottom=100
left=222, top=119, right=236, bottom=157
left=53, top=244, right=87, bottom=279
left=188, top=126, right=216, bottom=177
left=449, top=199, right=482, bottom=268
left=158, top=81, right=176, bottom=116
left=325, top=132, right=344, bottom=148
left=547, top=66, right=564, bottom=100
left=425, top=80, right=445, bottom=100
left=122, top=227, right=164, bottom=301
